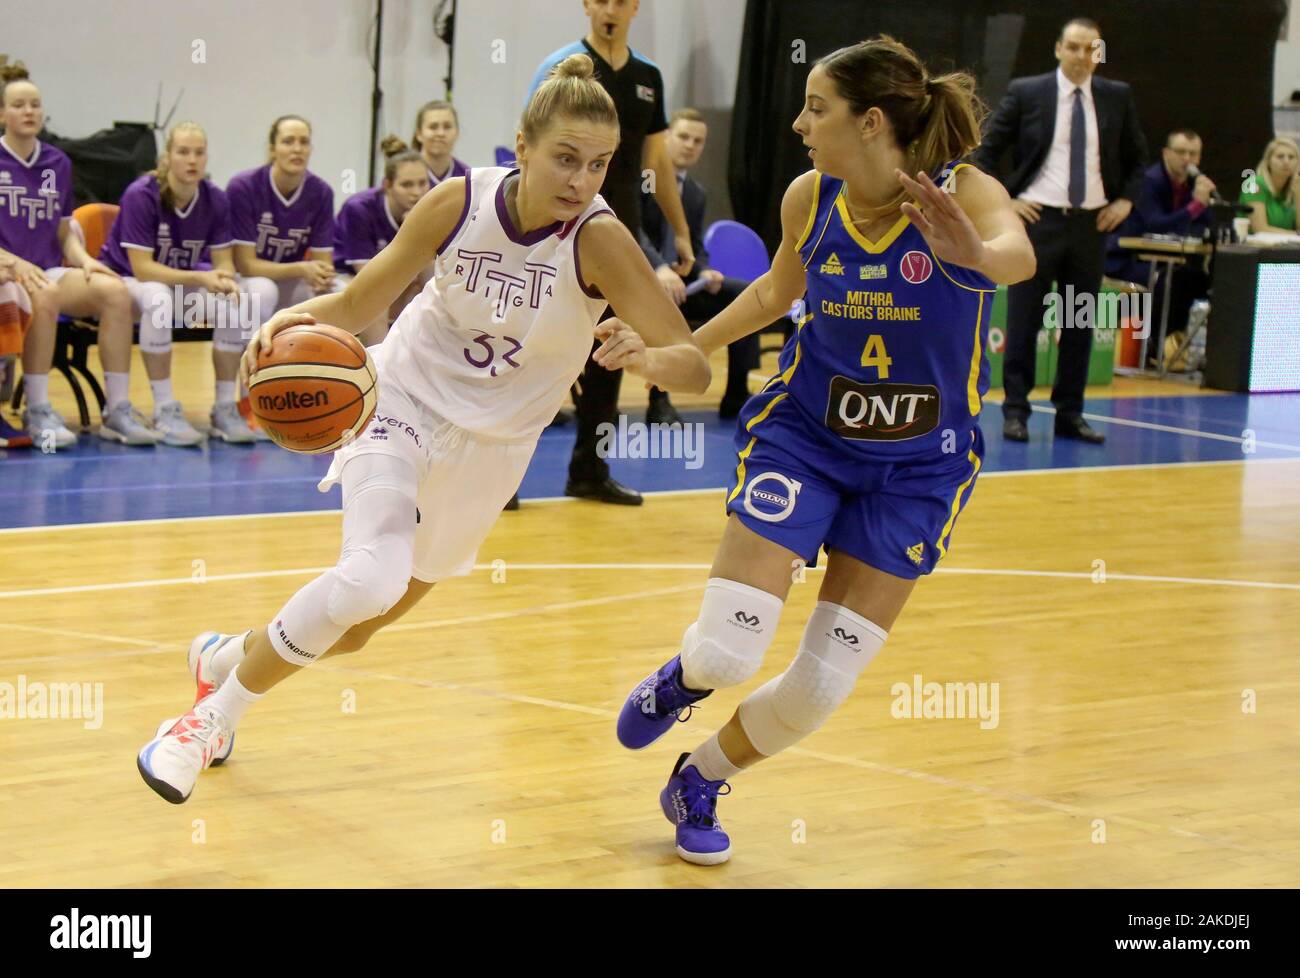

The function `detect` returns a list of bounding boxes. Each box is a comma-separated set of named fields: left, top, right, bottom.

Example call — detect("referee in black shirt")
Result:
left=527, top=0, right=695, bottom=504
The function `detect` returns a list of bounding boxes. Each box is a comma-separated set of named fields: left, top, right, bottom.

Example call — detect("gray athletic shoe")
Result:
left=98, top=402, right=159, bottom=446
left=209, top=401, right=257, bottom=444
left=22, top=403, right=77, bottom=449
left=152, top=401, right=207, bottom=447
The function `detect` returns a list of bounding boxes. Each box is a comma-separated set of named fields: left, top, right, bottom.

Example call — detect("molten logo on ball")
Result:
left=257, top=389, right=331, bottom=413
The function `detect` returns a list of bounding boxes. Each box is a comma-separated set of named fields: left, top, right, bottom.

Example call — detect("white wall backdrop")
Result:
left=450, top=0, right=747, bottom=223
left=10, top=0, right=451, bottom=197
left=6, top=0, right=745, bottom=218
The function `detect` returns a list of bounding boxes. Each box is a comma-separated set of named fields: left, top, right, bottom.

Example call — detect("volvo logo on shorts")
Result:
left=743, top=471, right=802, bottom=523
left=900, top=250, right=933, bottom=284
left=832, top=627, right=860, bottom=646
left=826, top=376, right=940, bottom=441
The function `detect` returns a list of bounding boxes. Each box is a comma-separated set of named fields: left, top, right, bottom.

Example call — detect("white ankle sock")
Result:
left=205, top=667, right=262, bottom=729
left=210, top=631, right=249, bottom=685
left=104, top=372, right=130, bottom=411
left=149, top=378, right=174, bottom=407
left=24, top=373, right=50, bottom=408
left=685, top=733, right=742, bottom=782
left=215, top=380, right=236, bottom=405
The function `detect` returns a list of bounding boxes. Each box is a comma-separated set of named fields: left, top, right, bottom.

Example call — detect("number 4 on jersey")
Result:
left=860, top=334, right=891, bottom=379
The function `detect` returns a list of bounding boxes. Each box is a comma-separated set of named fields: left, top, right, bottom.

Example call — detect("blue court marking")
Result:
left=2, top=392, right=1297, bottom=530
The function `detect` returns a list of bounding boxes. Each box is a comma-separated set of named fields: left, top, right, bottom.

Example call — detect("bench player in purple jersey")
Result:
left=405, top=101, right=470, bottom=189
left=334, top=143, right=432, bottom=345
left=227, top=115, right=337, bottom=317
left=616, top=36, right=1036, bottom=865
left=100, top=123, right=277, bottom=446
left=135, top=55, right=711, bottom=806
left=0, top=69, right=152, bottom=446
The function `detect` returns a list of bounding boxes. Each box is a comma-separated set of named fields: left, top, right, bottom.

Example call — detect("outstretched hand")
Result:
left=897, top=168, right=987, bottom=270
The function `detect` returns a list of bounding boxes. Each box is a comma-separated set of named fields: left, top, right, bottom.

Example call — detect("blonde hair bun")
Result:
left=552, top=53, right=595, bottom=81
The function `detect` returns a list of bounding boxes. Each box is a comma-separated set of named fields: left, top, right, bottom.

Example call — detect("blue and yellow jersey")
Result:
left=772, top=162, right=995, bottom=460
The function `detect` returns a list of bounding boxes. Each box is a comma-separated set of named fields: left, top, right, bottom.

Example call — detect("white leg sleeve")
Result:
left=267, top=453, right=418, bottom=666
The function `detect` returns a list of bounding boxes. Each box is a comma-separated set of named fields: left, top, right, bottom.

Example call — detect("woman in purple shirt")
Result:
left=334, top=146, right=432, bottom=344
left=101, top=122, right=276, bottom=446
left=227, top=115, right=338, bottom=315
left=0, top=70, right=151, bottom=447
left=386, top=101, right=469, bottom=189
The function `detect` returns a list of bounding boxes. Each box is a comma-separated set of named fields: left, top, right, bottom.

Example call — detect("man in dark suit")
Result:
left=639, top=109, right=758, bottom=422
left=1106, top=129, right=1215, bottom=359
left=973, top=16, right=1148, bottom=444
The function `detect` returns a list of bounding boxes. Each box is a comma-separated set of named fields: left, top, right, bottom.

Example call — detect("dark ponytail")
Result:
left=817, top=36, right=985, bottom=176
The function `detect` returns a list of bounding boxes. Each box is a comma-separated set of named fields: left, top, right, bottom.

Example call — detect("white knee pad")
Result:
left=739, top=601, right=887, bottom=756
left=325, top=534, right=412, bottom=627
left=133, top=281, right=174, bottom=353
left=678, top=577, right=784, bottom=691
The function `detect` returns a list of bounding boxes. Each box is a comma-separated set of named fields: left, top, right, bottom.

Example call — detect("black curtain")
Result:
left=730, top=0, right=1286, bottom=254
left=42, top=123, right=157, bottom=206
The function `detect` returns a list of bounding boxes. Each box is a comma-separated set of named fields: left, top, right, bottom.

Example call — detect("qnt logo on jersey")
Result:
left=820, top=252, right=845, bottom=276
left=825, top=376, right=940, bottom=441
left=899, top=250, right=933, bottom=284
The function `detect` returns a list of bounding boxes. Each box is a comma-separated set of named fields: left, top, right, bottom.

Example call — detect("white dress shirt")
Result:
left=1021, top=67, right=1108, bottom=209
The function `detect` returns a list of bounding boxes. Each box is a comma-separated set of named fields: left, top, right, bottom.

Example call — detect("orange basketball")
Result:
left=249, top=324, right=378, bottom=454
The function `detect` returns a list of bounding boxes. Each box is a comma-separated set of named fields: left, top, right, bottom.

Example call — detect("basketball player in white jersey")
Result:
left=137, top=54, right=711, bottom=804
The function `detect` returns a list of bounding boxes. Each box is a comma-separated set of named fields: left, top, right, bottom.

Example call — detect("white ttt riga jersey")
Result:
left=376, top=166, right=614, bottom=442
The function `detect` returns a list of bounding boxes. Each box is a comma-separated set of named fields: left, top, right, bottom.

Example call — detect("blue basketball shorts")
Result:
left=724, top=384, right=984, bottom=580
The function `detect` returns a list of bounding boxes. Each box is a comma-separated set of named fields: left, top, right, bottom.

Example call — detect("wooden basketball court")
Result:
left=3, top=347, right=1297, bottom=886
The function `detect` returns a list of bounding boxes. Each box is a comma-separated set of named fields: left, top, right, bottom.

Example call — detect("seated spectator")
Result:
left=0, top=255, right=34, bottom=447
left=227, top=115, right=337, bottom=315
left=334, top=142, right=432, bottom=345
left=639, top=108, right=758, bottom=421
left=401, top=101, right=470, bottom=189
left=100, top=122, right=277, bottom=446
left=0, top=68, right=149, bottom=446
left=1242, top=137, right=1299, bottom=233
left=1105, top=128, right=1214, bottom=353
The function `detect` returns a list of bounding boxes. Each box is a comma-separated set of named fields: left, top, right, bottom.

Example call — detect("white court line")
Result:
left=0, top=583, right=703, bottom=668
left=5, top=622, right=166, bottom=648
left=3, top=455, right=1300, bottom=537
left=3, top=563, right=1298, bottom=601
left=4, top=575, right=1293, bottom=864
left=305, top=661, right=1289, bottom=861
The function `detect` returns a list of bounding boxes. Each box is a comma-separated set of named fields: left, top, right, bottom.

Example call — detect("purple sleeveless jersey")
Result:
left=100, top=174, right=232, bottom=274
left=333, top=186, right=402, bottom=273
left=227, top=164, right=334, bottom=263
left=0, top=137, right=74, bottom=270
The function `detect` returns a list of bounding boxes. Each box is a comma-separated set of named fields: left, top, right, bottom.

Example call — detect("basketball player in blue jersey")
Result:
left=616, top=36, right=1037, bottom=865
